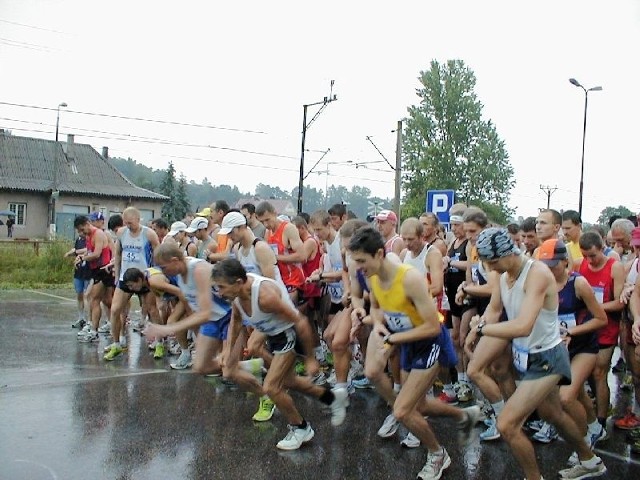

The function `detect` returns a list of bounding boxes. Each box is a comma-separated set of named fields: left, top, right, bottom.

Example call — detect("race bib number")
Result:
left=471, top=264, right=479, bottom=284
left=384, top=311, right=413, bottom=332
left=449, top=253, right=460, bottom=273
left=558, top=313, right=577, bottom=331
left=269, top=243, right=279, bottom=255
left=124, top=250, right=140, bottom=263
left=512, top=344, right=529, bottom=373
left=328, top=283, right=343, bottom=303
left=593, top=286, right=604, bottom=304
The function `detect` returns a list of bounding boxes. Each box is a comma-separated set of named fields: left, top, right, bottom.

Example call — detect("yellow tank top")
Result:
left=370, top=264, right=423, bottom=332
left=146, top=267, right=166, bottom=297
left=567, top=241, right=583, bottom=261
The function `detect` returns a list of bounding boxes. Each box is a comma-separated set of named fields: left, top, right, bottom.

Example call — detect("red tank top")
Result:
left=301, top=236, right=323, bottom=298
left=579, top=256, right=620, bottom=322
left=86, top=226, right=112, bottom=270
left=266, top=221, right=305, bottom=288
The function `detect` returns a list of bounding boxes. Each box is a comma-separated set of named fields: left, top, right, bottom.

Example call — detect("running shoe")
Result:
left=437, top=389, right=459, bottom=405
left=417, top=447, right=451, bottom=480
left=330, top=387, right=348, bottom=426
left=348, top=359, right=364, bottom=379
left=168, top=341, right=181, bottom=356
left=240, top=358, right=265, bottom=377
left=276, top=423, right=314, bottom=450
left=377, top=413, right=399, bottom=438
left=71, top=318, right=86, bottom=329
left=526, top=419, right=544, bottom=431
left=401, top=431, right=421, bottom=448
left=311, top=372, right=328, bottom=386
left=614, top=409, right=640, bottom=430
left=480, top=417, right=501, bottom=441
left=630, top=438, right=640, bottom=454
left=326, top=370, right=337, bottom=387
left=532, top=422, right=558, bottom=443
left=294, top=360, right=305, bottom=375
left=611, top=357, right=626, bottom=373
left=458, top=405, right=481, bottom=445
left=97, top=323, right=111, bottom=334
left=352, top=376, right=374, bottom=389
left=170, top=350, right=192, bottom=370
left=454, top=382, right=473, bottom=402
left=148, top=340, right=158, bottom=351
left=78, top=330, right=98, bottom=343
left=587, top=423, right=607, bottom=446
left=104, top=344, right=123, bottom=361
left=131, top=319, right=145, bottom=332
left=621, top=373, right=634, bottom=391
left=626, top=427, right=640, bottom=442
left=558, top=455, right=606, bottom=479
left=252, top=396, right=276, bottom=422
left=154, top=342, right=165, bottom=359
left=77, top=324, right=91, bottom=337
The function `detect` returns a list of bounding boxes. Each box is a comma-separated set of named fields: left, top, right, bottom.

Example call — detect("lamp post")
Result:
left=55, top=102, right=67, bottom=142
left=569, top=78, right=601, bottom=218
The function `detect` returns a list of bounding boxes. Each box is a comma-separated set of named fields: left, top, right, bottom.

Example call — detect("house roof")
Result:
left=0, top=133, right=167, bottom=200
left=235, top=197, right=297, bottom=216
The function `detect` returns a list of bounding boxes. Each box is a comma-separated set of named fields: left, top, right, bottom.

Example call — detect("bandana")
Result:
left=476, top=227, right=520, bottom=260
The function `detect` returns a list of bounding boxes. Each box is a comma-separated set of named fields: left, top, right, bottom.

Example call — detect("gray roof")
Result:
left=0, top=134, right=167, bottom=200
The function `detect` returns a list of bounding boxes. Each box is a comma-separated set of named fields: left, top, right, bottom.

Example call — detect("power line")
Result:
left=0, top=101, right=267, bottom=135
left=0, top=18, right=69, bottom=34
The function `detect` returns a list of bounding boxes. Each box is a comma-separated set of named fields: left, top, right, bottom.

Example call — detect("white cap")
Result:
left=166, top=221, right=187, bottom=237
left=185, top=217, right=209, bottom=233
left=218, top=211, right=247, bottom=235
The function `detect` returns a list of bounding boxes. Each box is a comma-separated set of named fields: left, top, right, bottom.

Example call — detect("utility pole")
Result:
left=297, top=81, right=337, bottom=214
left=539, top=185, right=558, bottom=209
left=394, top=120, right=402, bottom=219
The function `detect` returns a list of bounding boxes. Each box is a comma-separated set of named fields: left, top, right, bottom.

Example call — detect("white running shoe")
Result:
left=417, top=447, right=451, bottom=480
left=276, top=424, right=314, bottom=450
left=170, top=351, right=193, bottom=370
left=401, top=432, right=421, bottom=448
left=377, top=413, right=400, bottom=438
left=330, top=387, right=348, bottom=426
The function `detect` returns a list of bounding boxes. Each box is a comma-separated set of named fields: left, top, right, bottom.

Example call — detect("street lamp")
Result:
left=569, top=78, right=602, bottom=218
left=55, top=102, right=68, bottom=142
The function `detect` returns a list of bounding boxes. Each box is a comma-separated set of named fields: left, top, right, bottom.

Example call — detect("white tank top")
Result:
left=234, top=273, right=295, bottom=335
left=177, top=257, right=231, bottom=321
left=325, top=233, right=344, bottom=304
left=500, top=258, right=561, bottom=353
left=119, top=226, right=151, bottom=281
left=626, top=258, right=639, bottom=286
left=237, top=239, right=284, bottom=285
left=403, top=243, right=431, bottom=276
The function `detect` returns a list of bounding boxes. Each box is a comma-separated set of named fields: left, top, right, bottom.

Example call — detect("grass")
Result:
left=0, top=240, right=74, bottom=288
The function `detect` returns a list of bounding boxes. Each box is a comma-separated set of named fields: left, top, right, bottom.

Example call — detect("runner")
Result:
left=375, top=209, right=404, bottom=256
left=212, top=258, right=349, bottom=450
left=465, top=227, right=606, bottom=480
left=65, top=230, right=91, bottom=329
left=241, top=203, right=266, bottom=240
left=419, top=212, right=447, bottom=257
left=562, top=210, right=583, bottom=271
left=521, top=217, right=540, bottom=257
left=328, top=203, right=348, bottom=232
left=186, top=217, right=215, bottom=260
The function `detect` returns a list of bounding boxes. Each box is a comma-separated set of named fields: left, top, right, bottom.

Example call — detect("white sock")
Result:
left=491, top=400, right=505, bottom=416
left=393, top=383, right=401, bottom=393
left=335, top=382, right=348, bottom=390
left=459, top=372, right=469, bottom=383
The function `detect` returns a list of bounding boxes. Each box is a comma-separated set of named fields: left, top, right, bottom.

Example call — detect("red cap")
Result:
left=375, top=209, right=398, bottom=225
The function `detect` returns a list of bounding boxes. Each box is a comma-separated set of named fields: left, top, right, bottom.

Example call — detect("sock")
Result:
left=597, top=417, right=606, bottom=428
left=319, top=388, right=336, bottom=405
left=393, top=383, right=401, bottom=393
left=491, top=400, right=505, bottom=416
left=296, top=419, right=308, bottom=430
left=581, top=455, right=600, bottom=467
left=334, top=382, right=348, bottom=390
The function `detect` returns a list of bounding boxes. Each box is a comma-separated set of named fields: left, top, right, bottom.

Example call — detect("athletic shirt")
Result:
left=266, top=221, right=305, bottom=289
left=74, top=236, right=91, bottom=280
left=370, top=264, right=424, bottom=332
left=85, top=226, right=112, bottom=270
left=237, top=238, right=283, bottom=284
left=177, top=257, right=231, bottom=321
left=403, top=243, right=430, bottom=276
left=216, top=233, right=229, bottom=254
left=145, top=267, right=179, bottom=297
left=301, top=236, right=323, bottom=299
left=325, top=233, right=344, bottom=304
left=626, top=258, right=639, bottom=286
left=567, top=241, right=583, bottom=262
left=500, top=258, right=561, bottom=355
left=446, top=238, right=468, bottom=282
left=118, top=226, right=152, bottom=280
left=578, top=257, right=620, bottom=321
left=197, top=237, right=214, bottom=261
left=234, top=273, right=295, bottom=335
left=558, top=272, right=597, bottom=353
left=384, top=234, right=402, bottom=254
left=469, top=245, right=491, bottom=315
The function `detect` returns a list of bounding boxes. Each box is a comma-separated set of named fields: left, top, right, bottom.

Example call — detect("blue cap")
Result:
left=89, top=211, right=105, bottom=222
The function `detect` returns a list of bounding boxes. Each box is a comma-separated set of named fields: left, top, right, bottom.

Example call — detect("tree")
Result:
left=174, top=174, right=191, bottom=220
left=402, top=59, right=515, bottom=224
left=160, top=162, right=177, bottom=221
left=596, top=205, right=635, bottom=228
left=255, top=183, right=290, bottom=200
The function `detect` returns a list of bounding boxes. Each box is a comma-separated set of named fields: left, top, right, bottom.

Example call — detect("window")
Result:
left=9, top=203, right=26, bottom=225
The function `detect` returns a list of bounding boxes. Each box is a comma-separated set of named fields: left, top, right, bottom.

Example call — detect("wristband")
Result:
left=476, top=321, right=486, bottom=337
left=383, top=334, right=394, bottom=346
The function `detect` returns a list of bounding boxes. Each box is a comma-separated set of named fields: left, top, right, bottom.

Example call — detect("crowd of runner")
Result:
left=65, top=200, right=640, bottom=480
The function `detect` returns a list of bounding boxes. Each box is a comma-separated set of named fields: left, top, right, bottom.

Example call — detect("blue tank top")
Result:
left=558, top=272, right=597, bottom=355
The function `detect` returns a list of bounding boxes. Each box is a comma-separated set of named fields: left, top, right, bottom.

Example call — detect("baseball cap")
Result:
left=196, top=207, right=212, bottom=217
left=476, top=227, right=521, bottom=260
left=375, top=209, right=398, bottom=225
left=89, top=211, right=105, bottom=222
left=218, top=212, right=247, bottom=235
left=538, top=238, right=568, bottom=267
left=185, top=217, right=209, bottom=233
left=167, top=221, right=187, bottom=237
left=631, top=227, right=640, bottom=247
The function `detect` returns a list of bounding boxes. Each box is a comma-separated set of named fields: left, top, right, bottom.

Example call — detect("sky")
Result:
left=1, top=0, right=638, bottom=223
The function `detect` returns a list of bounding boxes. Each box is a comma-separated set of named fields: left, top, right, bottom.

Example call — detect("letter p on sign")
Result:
left=426, top=190, right=455, bottom=225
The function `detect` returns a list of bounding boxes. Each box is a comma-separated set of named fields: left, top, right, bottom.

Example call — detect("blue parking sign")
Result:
left=426, top=190, right=455, bottom=225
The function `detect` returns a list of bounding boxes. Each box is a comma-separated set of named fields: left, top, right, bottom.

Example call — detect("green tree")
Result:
left=596, top=205, right=634, bottom=228
left=160, top=162, right=177, bottom=221
left=174, top=174, right=191, bottom=220
left=402, top=59, right=515, bottom=224
left=255, top=183, right=291, bottom=200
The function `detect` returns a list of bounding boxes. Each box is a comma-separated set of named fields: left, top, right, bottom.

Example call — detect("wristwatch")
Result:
left=476, top=321, right=486, bottom=337
left=383, top=334, right=394, bottom=346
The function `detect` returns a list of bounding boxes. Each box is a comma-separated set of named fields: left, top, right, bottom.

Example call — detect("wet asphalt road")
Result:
left=0, top=289, right=639, bottom=480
